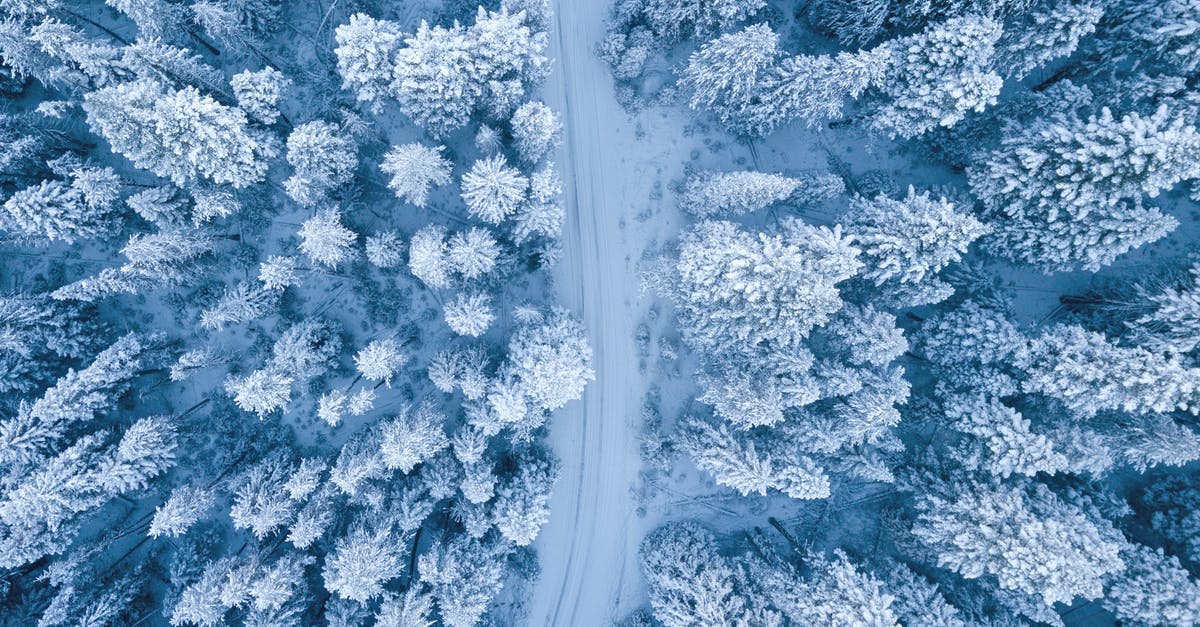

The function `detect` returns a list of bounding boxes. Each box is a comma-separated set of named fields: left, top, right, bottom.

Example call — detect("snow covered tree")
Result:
left=515, top=163, right=564, bottom=242
left=365, top=231, right=405, bottom=269
left=225, top=369, right=292, bottom=418
left=680, top=415, right=831, bottom=499
left=843, top=187, right=988, bottom=291
left=408, top=224, right=452, bottom=288
left=418, top=535, right=508, bottom=627
left=1103, top=543, right=1200, bottom=627
left=446, top=227, right=500, bottom=281
left=391, top=21, right=474, bottom=136
left=0, top=179, right=113, bottom=243
left=199, top=282, right=277, bottom=330
left=491, top=452, right=557, bottom=545
left=510, top=100, right=561, bottom=164
left=868, top=16, right=1002, bottom=138
left=635, top=0, right=766, bottom=42
left=283, top=121, right=357, bottom=206
left=912, top=479, right=1124, bottom=605
left=504, top=307, right=594, bottom=412
left=680, top=170, right=799, bottom=217
left=298, top=207, right=356, bottom=269
left=1124, top=0, right=1200, bottom=74
left=379, top=404, right=449, bottom=473
left=1142, top=476, right=1200, bottom=562
left=669, top=219, right=860, bottom=356
left=27, top=332, right=152, bottom=428
left=997, top=0, right=1103, bottom=80
left=380, top=143, right=452, bottom=208
left=355, top=338, right=406, bottom=386
left=754, top=47, right=890, bottom=133
left=84, top=79, right=276, bottom=188
left=640, top=522, right=769, bottom=627
left=462, top=156, right=528, bottom=224
left=682, top=23, right=781, bottom=136
left=881, top=562, right=965, bottom=627
left=334, top=13, right=403, bottom=111
left=376, top=586, right=436, bottom=627
left=1021, top=324, right=1200, bottom=418
left=970, top=103, right=1199, bottom=271
left=323, top=524, right=408, bottom=603
left=229, top=455, right=297, bottom=538
left=269, top=318, right=342, bottom=381
left=942, top=393, right=1066, bottom=478
left=149, top=485, right=215, bottom=538
left=258, top=255, right=300, bottom=290
left=230, top=66, right=289, bottom=125
left=755, top=550, right=898, bottom=626
left=444, top=292, right=495, bottom=337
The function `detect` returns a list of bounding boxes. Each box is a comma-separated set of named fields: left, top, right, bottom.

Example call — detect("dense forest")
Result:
left=1, top=0, right=1200, bottom=625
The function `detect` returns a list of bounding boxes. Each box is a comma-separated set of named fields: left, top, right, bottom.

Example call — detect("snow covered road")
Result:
left=524, top=1, right=694, bottom=625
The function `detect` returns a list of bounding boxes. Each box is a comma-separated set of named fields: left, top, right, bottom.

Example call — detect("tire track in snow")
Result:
left=526, top=0, right=645, bottom=624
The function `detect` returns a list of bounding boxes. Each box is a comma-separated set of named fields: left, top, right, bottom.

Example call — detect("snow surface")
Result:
left=526, top=0, right=698, bottom=623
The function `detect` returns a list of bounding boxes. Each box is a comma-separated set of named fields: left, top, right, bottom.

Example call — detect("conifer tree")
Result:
left=84, top=79, right=277, bottom=188
left=298, top=208, right=357, bottom=269
left=380, top=143, right=452, bottom=208
left=283, top=121, right=357, bottom=206
left=333, top=13, right=403, bottom=111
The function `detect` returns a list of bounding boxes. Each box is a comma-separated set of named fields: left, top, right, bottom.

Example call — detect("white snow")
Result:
left=526, top=0, right=698, bottom=624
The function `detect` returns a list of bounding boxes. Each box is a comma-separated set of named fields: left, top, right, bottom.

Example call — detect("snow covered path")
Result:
left=525, top=1, right=694, bottom=625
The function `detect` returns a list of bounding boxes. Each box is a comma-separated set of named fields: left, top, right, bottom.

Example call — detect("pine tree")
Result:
left=1021, top=324, right=1200, bottom=418
left=444, top=292, right=495, bottom=337
left=92, top=414, right=177, bottom=493
left=670, top=219, right=860, bottom=356
left=380, top=143, right=452, bottom=208
left=491, top=452, right=557, bottom=545
left=912, top=479, right=1124, bottom=605
left=515, top=163, right=564, bottom=242
left=298, top=208, right=357, bottom=269
left=119, top=228, right=215, bottom=286
left=376, top=586, right=436, bottom=627
left=462, top=156, right=528, bottom=224
left=446, top=227, right=500, bottom=281
left=682, top=23, right=781, bottom=136
left=755, top=550, right=899, bottom=626
left=505, top=307, right=594, bottom=411
left=229, top=455, right=297, bottom=538
left=680, top=170, right=799, bottom=217
left=323, top=523, right=408, bottom=603
left=149, top=485, right=215, bottom=538
left=84, top=79, right=277, bottom=188
left=0, top=179, right=113, bottom=243
left=970, top=102, right=1200, bottom=271
left=868, top=16, right=1002, bottom=138
left=1103, top=543, right=1200, bottom=627
left=283, top=121, right=357, bottom=206
left=510, top=101, right=561, bottom=164
left=843, top=187, right=988, bottom=289
left=418, top=535, right=508, bottom=627
left=199, top=282, right=277, bottom=331
left=680, top=415, right=831, bottom=499
left=1142, top=476, right=1200, bottom=562
left=997, top=0, right=1103, bottom=80
left=640, top=522, right=767, bottom=627
left=230, top=67, right=289, bottom=125
left=365, top=231, right=405, bottom=269
left=379, top=404, right=450, bottom=473
left=334, top=13, right=403, bottom=111
left=391, top=20, right=476, bottom=136
left=258, top=255, right=300, bottom=290
left=943, top=393, right=1066, bottom=478
left=409, top=224, right=452, bottom=288
left=637, top=0, right=766, bottom=43
left=355, top=338, right=406, bottom=386
left=225, top=369, right=292, bottom=418
left=753, top=47, right=891, bottom=134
